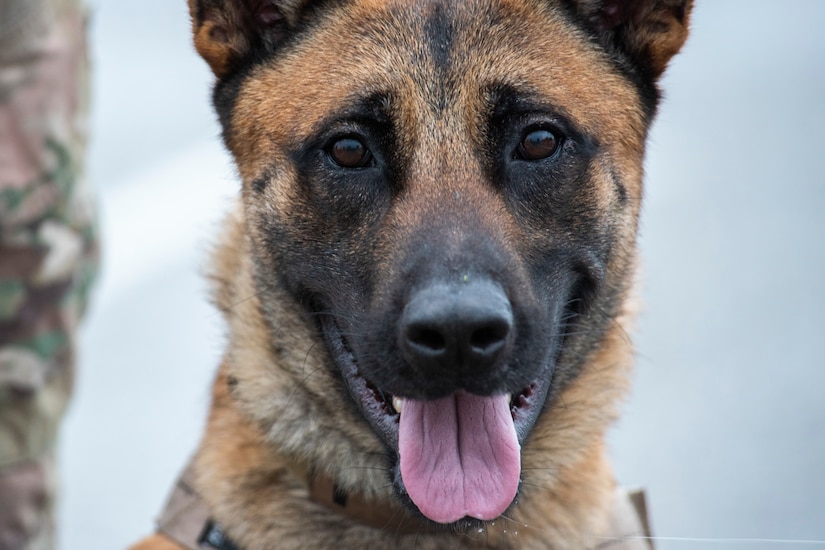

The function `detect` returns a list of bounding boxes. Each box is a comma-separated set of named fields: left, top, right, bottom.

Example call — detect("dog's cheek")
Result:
left=499, top=159, right=633, bottom=397
left=302, top=168, right=393, bottom=237
left=250, top=166, right=395, bottom=318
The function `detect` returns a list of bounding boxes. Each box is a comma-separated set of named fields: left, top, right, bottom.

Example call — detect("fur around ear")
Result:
left=187, top=0, right=315, bottom=78
left=570, top=0, right=693, bottom=80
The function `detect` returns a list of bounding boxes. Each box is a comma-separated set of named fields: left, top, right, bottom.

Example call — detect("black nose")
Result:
left=399, top=280, right=514, bottom=378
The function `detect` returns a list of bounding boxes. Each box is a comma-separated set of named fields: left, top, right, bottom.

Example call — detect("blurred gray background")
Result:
left=58, top=1, right=825, bottom=548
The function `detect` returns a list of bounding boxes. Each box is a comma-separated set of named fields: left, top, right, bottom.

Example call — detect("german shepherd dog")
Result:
left=133, top=0, right=691, bottom=548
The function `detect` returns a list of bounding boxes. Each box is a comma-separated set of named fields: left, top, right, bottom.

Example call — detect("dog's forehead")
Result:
left=233, top=0, right=643, bottom=164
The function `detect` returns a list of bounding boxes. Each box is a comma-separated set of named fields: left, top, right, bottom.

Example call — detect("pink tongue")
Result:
left=398, top=392, right=520, bottom=524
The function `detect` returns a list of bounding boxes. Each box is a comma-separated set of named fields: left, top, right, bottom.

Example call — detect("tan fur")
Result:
left=132, top=535, right=184, bottom=550
left=134, top=1, right=691, bottom=548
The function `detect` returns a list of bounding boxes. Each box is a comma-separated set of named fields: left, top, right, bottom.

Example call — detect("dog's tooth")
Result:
left=392, top=396, right=404, bottom=414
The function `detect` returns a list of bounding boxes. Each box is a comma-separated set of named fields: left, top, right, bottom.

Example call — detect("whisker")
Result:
left=590, top=303, right=633, bottom=347
left=283, top=343, right=322, bottom=408
left=209, top=291, right=261, bottom=318
left=497, top=513, right=528, bottom=528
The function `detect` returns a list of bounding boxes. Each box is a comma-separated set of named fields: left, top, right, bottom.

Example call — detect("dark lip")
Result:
left=315, top=309, right=554, bottom=464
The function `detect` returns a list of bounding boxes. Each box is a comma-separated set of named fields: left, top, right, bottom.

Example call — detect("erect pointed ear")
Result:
left=571, top=0, right=693, bottom=80
left=187, top=0, right=314, bottom=78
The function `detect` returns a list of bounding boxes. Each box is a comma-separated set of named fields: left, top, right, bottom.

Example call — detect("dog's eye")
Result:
left=517, top=128, right=561, bottom=161
left=329, top=137, right=372, bottom=168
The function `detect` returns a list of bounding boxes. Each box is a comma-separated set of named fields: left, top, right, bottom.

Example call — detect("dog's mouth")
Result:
left=316, top=309, right=552, bottom=526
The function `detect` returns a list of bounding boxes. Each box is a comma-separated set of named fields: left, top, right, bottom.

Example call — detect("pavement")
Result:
left=58, top=1, right=825, bottom=548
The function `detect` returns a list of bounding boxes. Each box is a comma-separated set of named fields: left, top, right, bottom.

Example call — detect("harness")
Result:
left=155, top=462, right=655, bottom=549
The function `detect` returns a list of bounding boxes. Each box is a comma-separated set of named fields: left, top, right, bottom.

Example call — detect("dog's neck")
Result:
left=156, top=456, right=653, bottom=550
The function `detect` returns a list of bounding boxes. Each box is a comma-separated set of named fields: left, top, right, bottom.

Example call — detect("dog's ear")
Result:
left=569, top=0, right=693, bottom=80
left=187, top=0, right=314, bottom=78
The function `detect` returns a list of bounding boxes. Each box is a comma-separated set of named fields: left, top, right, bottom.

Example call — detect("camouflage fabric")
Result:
left=0, top=0, right=96, bottom=547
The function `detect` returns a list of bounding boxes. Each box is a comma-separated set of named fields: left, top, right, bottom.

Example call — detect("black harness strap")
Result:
left=155, top=465, right=240, bottom=550
left=198, top=521, right=240, bottom=550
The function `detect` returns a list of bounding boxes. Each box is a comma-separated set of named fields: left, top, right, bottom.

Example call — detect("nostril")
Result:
left=407, top=325, right=447, bottom=353
left=399, top=280, right=514, bottom=378
left=470, top=322, right=509, bottom=354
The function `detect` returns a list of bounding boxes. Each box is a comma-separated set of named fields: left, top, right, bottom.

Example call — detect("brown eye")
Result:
left=517, top=128, right=560, bottom=161
left=330, top=137, right=371, bottom=168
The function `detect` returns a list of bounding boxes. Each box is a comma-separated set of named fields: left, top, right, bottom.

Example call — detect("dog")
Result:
left=131, top=0, right=691, bottom=548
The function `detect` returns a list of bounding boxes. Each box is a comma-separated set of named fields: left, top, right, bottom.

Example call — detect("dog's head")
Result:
left=190, top=0, right=691, bottom=529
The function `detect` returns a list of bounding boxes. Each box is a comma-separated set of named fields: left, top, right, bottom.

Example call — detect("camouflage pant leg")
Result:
left=0, top=0, right=97, bottom=548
